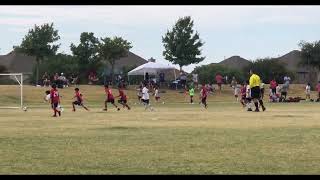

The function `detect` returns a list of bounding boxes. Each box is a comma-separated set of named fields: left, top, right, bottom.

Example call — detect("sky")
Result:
left=0, top=5, right=320, bottom=72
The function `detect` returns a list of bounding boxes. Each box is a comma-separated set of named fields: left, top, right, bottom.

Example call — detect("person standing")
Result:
left=215, top=73, right=223, bottom=92
left=192, top=73, right=198, bottom=89
left=306, top=83, right=311, bottom=101
left=50, top=84, right=61, bottom=117
left=189, top=86, right=195, bottom=104
left=141, top=83, right=154, bottom=111
left=270, top=78, right=277, bottom=96
left=249, top=70, right=266, bottom=112
left=200, top=83, right=208, bottom=109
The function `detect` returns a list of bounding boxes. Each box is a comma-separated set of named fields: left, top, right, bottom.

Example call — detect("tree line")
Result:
left=2, top=16, right=320, bottom=87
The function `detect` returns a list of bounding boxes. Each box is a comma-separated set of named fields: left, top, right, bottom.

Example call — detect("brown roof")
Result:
left=0, top=51, right=36, bottom=73
left=276, top=50, right=311, bottom=73
left=218, top=56, right=251, bottom=70
left=0, top=50, right=148, bottom=74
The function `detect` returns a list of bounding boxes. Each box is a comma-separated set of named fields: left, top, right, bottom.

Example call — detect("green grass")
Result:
left=0, top=85, right=320, bottom=174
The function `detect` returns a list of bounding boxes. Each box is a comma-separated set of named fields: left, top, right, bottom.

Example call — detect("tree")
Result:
left=243, top=58, right=294, bottom=83
left=37, top=53, right=78, bottom=78
left=70, top=32, right=101, bottom=81
left=14, top=23, right=60, bottom=85
left=299, top=40, right=320, bottom=88
left=97, top=36, right=132, bottom=85
left=162, top=16, right=205, bottom=71
left=193, top=64, right=245, bottom=85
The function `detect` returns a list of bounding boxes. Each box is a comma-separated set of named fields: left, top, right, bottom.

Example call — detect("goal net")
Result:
left=0, top=73, right=23, bottom=109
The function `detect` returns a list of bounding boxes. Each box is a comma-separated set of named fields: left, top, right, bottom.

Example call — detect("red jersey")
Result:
left=118, top=89, right=127, bottom=100
left=215, top=75, right=223, bottom=84
left=75, top=91, right=83, bottom=102
left=50, top=88, right=60, bottom=103
left=240, top=86, right=246, bottom=96
left=270, top=80, right=277, bottom=89
left=105, top=88, right=114, bottom=99
left=201, top=87, right=207, bottom=98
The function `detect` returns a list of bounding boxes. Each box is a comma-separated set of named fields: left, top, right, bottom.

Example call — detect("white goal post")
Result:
left=0, top=73, right=23, bottom=109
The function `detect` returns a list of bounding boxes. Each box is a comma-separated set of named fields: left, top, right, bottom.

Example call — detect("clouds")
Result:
left=1, top=6, right=320, bottom=29
left=1, top=5, right=320, bottom=72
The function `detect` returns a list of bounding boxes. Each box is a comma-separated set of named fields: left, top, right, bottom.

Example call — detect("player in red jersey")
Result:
left=200, top=83, right=208, bottom=109
left=72, top=88, right=89, bottom=112
left=116, top=85, right=131, bottom=110
left=104, top=85, right=120, bottom=111
left=50, top=84, right=61, bottom=117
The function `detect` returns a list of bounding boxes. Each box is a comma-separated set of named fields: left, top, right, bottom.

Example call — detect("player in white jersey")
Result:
left=141, top=83, right=154, bottom=111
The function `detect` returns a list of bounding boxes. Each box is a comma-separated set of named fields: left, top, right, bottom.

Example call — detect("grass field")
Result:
left=1, top=84, right=320, bottom=174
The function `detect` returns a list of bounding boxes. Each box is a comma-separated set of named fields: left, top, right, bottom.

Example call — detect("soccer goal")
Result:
left=0, top=73, right=23, bottom=109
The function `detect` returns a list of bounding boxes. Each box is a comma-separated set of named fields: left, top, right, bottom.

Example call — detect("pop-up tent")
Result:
left=128, top=61, right=179, bottom=84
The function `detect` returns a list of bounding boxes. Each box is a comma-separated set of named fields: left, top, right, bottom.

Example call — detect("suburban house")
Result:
left=211, top=50, right=317, bottom=84
left=0, top=50, right=148, bottom=81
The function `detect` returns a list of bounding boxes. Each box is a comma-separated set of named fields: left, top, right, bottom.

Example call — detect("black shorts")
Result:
left=272, top=88, right=276, bottom=94
left=201, top=97, right=207, bottom=104
left=106, top=98, right=115, bottom=104
left=141, top=99, right=149, bottom=104
left=118, top=99, right=127, bottom=104
left=246, top=97, right=252, bottom=102
left=73, top=101, right=83, bottom=106
left=281, top=92, right=287, bottom=96
left=251, top=86, right=261, bottom=99
left=51, top=102, right=58, bottom=109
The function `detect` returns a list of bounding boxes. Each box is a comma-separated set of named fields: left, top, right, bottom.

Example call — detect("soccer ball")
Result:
left=22, top=107, right=27, bottom=111
left=162, top=102, right=165, bottom=104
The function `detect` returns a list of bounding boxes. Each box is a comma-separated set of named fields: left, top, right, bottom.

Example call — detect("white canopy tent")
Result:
left=127, top=61, right=179, bottom=87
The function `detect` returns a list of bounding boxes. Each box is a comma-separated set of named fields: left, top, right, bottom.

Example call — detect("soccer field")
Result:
left=1, top=85, right=320, bottom=174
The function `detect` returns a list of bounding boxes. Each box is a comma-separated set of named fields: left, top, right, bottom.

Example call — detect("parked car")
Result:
left=169, top=79, right=184, bottom=89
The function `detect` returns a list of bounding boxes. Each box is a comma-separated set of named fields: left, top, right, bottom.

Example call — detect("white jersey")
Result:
left=45, top=94, right=51, bottom=101
left=234, top=85, right=240, bottom=96
left=246, top=85, right=251, bottom=98
left=142, top=87, right=149, bottom=100
left=306, top=85, right=311, bottom=94
left=276, top=86, right=281, bottom=95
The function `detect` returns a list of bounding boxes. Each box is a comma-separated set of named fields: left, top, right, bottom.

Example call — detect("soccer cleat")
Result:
left=103, top=108, right=107, bottom=111
left=117, top=108, right=120, bottom=111
left=262, top=107, right=266, bottom=111
left=52, top=115, right=57, bottom=117
left=254, top=109, right=260, bottom=112
left=247, top=108, right=252, bottom=111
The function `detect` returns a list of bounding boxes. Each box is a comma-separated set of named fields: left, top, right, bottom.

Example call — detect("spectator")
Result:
left=88, top=72, right=99, bottom=85
left=53, top=73, right=59, bottom=85
left=145, top=72, right=149, bottom=82
left=270, top=78, right=277, bottom=95
left=70, top=74, right=79, bottom=86
left=230, top=76, right=237, bottom=89
left=42, top=72, right=50, bottom=87
left=192, top=73, right=198, bottom=89
left=58, top=73, right=69, bottom=88
left=215, top=73, right=223, bottom=91
left=159, top=72, right=165, bottom=87
left=180, top=72, right=187, bottom=88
